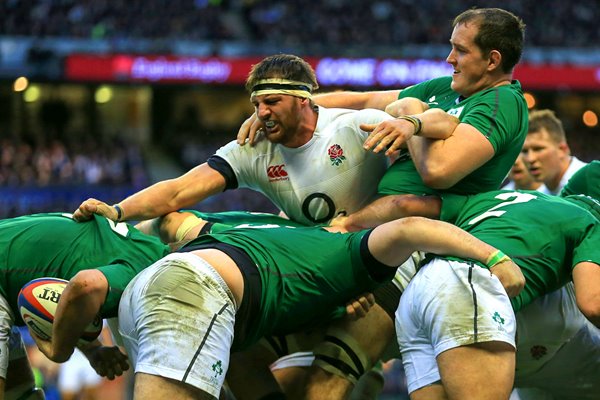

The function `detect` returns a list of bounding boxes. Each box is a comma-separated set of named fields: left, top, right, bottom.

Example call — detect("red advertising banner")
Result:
left=64, top=54, right=600, bottom=90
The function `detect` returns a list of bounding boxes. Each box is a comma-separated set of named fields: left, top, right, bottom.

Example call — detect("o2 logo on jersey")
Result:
left=302, top=193, right=336, bottom=224
left=267, top=164, right=289, bottom=182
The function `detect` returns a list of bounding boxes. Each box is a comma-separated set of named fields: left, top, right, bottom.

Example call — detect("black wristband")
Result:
left=113, top=204, right=124, bottom=221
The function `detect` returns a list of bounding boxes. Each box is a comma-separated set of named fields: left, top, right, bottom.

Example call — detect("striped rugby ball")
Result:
left=18, top=277, right=102, bottom=343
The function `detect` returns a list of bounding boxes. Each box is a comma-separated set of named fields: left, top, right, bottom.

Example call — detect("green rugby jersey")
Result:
left=183, top=210, right=309, bottom=234
left=378, top=76, right=527, bottom=196
left=183, top=224, right=390, bottom=349
left=0, top=213, right=170, bottom=324
left=560, top=160, right=600, bottom=201
left=439, top=190, right=600, bottom=311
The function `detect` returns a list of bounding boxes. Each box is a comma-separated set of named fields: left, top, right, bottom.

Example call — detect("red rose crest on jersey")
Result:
left=267, top=164, right=289, bottom=182
left=328, top=144, right=346, bottom=166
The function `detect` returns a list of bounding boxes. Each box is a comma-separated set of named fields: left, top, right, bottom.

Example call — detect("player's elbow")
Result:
left=420, top=167, right=458, bottom=189
left=577, top=297, right=600, bottom=328
left=69, top=270, right=109, bottom=300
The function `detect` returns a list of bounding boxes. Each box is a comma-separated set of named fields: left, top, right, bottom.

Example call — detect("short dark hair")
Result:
left=454, top=8, right=525, bottom=73
left=528, top=109, right=566, bottom=143
left=245, top=54, right=319, bottom=92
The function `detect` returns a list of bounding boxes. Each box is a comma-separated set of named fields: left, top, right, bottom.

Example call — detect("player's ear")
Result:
left=488, top=49, right=502, bottom=71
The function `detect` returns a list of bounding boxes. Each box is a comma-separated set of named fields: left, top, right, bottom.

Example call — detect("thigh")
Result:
left=397, top=259, right=516, bottom=396
left=437, top=341, right=515, bottom=400
left=119, top=253, right=236, bottom=399
left=133, top=372, right=214, bottom=400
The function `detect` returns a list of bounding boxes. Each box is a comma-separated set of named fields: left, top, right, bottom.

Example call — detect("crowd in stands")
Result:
left=1, top=0, right=599, bottom=49
left=0, top=136, right=147, bottom=187
left=0, top=135, right=149, bottom=218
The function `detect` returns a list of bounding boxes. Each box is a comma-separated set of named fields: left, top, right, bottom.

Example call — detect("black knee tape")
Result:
left=263, top=335, right=290, bottom=359
left=373, top=280, right=402, bottom=320
left=313, top=328, right=370, bottom=384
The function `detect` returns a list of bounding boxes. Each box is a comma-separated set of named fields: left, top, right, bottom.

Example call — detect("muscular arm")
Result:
left=336, top=195, right=442, bottom=231
left=407, top=123, right=495, bottom=189
left=312, top=90, right=401, bottom=110
left=368, top=216, right=503, bottom=268
left=573, top=261, right=600, bottom=328
left=363, top=108, right=460, bottom=155
left=40, top=270, right=108, bottom=362
left=74, top=163, right=227, bottom=222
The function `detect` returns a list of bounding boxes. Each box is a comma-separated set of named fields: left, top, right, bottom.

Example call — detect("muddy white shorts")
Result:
left=395, top=258, right=516, bottom=393
left=118, top=252, right=237, bottom=398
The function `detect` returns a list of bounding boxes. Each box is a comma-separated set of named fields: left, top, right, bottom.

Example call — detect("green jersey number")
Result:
left=468, top=192, right=537, bottom=225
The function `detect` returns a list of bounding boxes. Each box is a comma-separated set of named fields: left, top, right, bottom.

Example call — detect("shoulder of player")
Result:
left=217, top=138, right=276, bottom=156
left=316, top=107, right=391, bottom=134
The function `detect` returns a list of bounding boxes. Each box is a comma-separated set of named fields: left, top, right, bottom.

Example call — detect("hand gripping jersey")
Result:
left=440, top=190, right=600, bottom=311
left=212, top=107, right=391, bottom=225
left=0, top=213, right=170, bottom=324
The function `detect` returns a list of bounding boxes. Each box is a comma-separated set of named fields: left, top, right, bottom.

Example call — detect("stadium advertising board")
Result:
left=65, top=54, right=600, bottom=90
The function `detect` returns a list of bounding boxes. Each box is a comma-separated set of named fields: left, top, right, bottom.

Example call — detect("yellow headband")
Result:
left=250, top=78, right=313, bottom=99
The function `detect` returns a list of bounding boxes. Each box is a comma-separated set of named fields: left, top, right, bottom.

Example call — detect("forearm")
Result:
left=313, top=90, right=400, bottom=110
left=407, top=136, right=466, bottom=189
left=118, top=179, right=186, bottom=221
left=345, top=195, right=441, bottom=231
left=416, top=108, right=460, bottom=140
left=369, top=217, right=498, bottom=267
left=118, top=163, right=226, bottom=221
left=51, top=272, right=107, bottom=362
left=573, top=261, right=600, bottom=328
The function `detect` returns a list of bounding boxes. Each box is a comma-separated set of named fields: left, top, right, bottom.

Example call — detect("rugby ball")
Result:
left=18, top=277, right=103, bottom=344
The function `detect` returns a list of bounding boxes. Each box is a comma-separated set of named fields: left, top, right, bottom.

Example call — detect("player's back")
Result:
left=441, top=190, right=600, bottom=310
left=0, top=212, right=169, bottom=323
left=183, top=223, right=388, bottom=349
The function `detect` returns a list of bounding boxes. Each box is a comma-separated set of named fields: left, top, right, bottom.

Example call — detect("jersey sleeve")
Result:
left=571, top=216, right=600, bottom=268
left=460, top=88, right=525, bottom=153
left=214, top=140, right=266, bottom=189
left=560, top=161, right=600, bottom=200
left=399, top=77, right=452, bottom=102
left=439, top=193, right=470, bottom=223
left=97, top=263, right=149, bottom=317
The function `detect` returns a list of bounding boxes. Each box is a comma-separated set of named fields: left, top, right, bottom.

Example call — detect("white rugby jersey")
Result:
left=215, top=107, right=392, bottom=225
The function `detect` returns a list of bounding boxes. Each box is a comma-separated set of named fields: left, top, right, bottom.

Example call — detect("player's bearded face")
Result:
left=254, top=94, right=303, bottom=145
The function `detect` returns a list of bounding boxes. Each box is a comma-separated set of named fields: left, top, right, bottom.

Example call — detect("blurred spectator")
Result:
left=0, top=136, right=146, bottom=187
left=502, top=154, right=546, bottom=191
left=0, top=1, right=599, bottom=49
left=0, top=135, right=149, bottom=218
left=58, top=349, right=102, bottom=400
left=522, top=109, right=587, bottom=195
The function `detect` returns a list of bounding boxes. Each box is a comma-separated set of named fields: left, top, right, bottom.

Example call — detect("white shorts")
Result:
left=58, top=348, right=102, bottom=392
left=118, top=253, right=237, bottom=399
left=513, top=284, right=600, bottom=399
left=515, top=283, right=586, bottom=376
left=395, top=258, right=516, bottom=394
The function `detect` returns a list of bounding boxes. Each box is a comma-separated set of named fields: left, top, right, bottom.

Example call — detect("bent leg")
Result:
left=437, top=341, right=515, bottom=400
left=134, top=372, right=214, bottom=400
left=306, top=303, right=396, bottom=399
